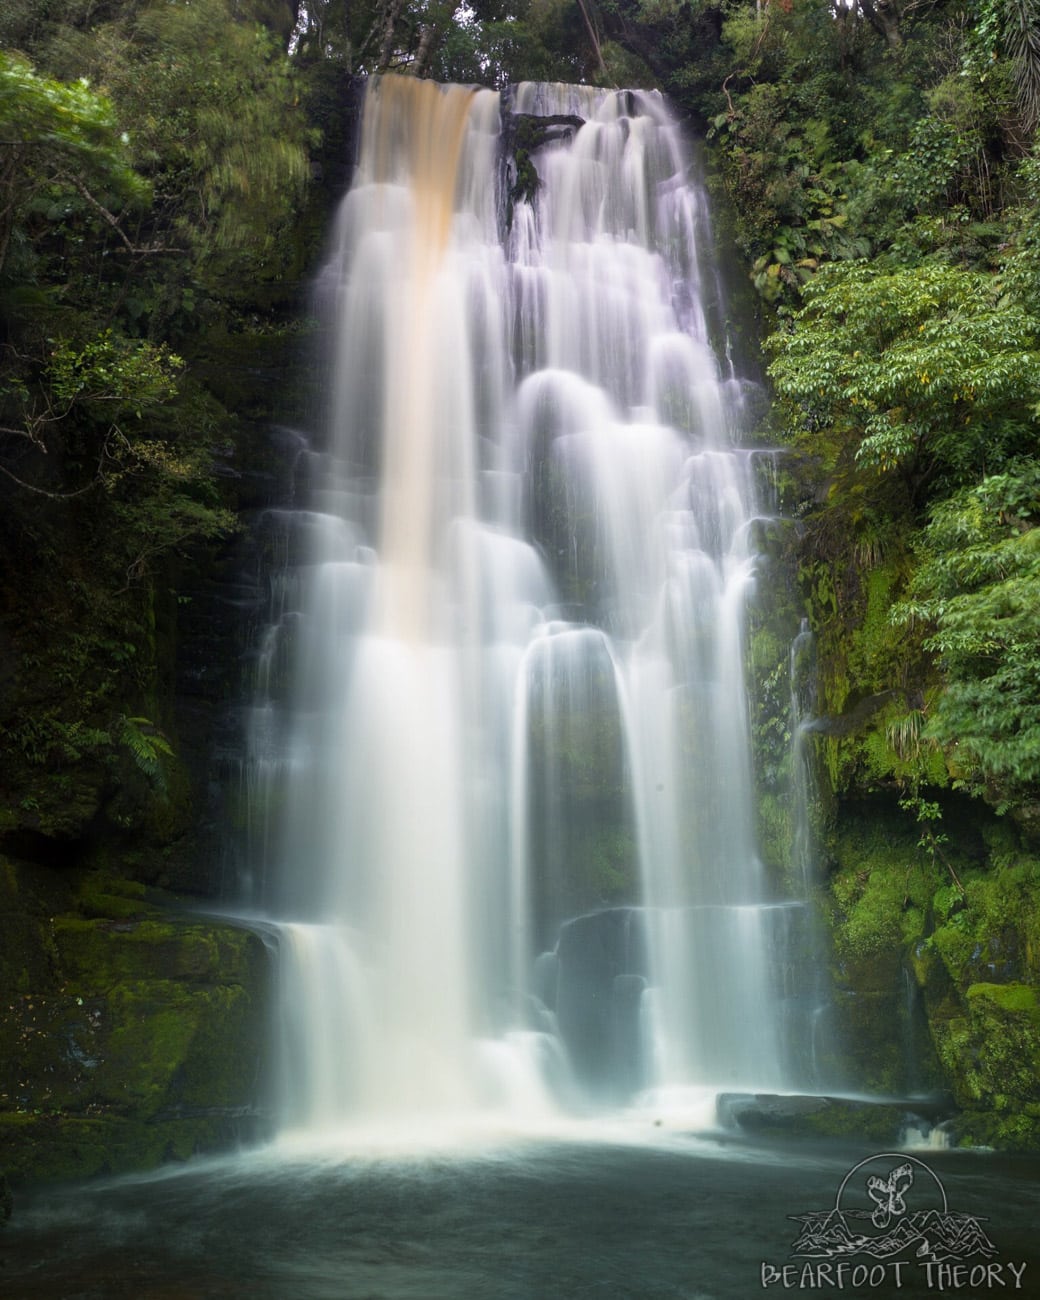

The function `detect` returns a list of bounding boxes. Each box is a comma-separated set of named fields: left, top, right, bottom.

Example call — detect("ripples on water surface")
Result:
left=3, top=1124, right=1039, bottom=1299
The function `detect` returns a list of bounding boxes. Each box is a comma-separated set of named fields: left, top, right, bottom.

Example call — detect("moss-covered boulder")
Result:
left=925, top=981, right=1040, bottom=1151
left=0, top=863, right=270, bottom=1186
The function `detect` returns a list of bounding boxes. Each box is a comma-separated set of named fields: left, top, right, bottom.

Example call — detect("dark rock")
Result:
left=716, top=1092, right=955, bottom=1146
left=554, top=908, right=649, bottom=1099
left=0, top=877, right=273, bottom=1187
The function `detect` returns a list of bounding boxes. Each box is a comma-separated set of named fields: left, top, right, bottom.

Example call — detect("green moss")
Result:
left=743, top=519, right=810, bottom=886
left=791, top=1099, right=911, bottom=1145
left=931, top=986, right=1040, bottom=1115
left=756, top=790, right=793, bottom=875
left=951, top=1110, right=1040, bottom=1152
left=908, top=940, right=954, bottom=1010
left=747, top=626, right=786, bottom=677
left=53, top=911, right=255, bottom=993
left=829, top=991, right=906, bottom=1094
left=0, top=887, right=269, bottom=1185
left=928, top=858, right=1040, bottom=985
left=822, top=812, right=953, bottom=1095
left=73, top=871, right=148, bottom=920
left=847, top=564, right=906, bottom=698
left=799, top=534, right=950, bottom=806
left=0, top=1113, right=252, bottom=1185
left=829, top=821, right=940, bottom=962
left=95, top=984, right=201, bottom=1117
left=966, top=981, right=1040, bottom=1017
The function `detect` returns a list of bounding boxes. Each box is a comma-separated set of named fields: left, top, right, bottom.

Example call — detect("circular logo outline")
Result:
left=834, top=1152, right=949, bottom=1216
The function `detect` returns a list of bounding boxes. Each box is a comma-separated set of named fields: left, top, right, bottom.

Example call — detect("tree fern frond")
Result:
left=1005, top=0, right=1040, bottom=132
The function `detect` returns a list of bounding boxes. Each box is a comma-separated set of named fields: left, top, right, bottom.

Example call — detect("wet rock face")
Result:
left=0, top=866, right=272, bottom=1186
left=552, top=907, right=650, bottom=1100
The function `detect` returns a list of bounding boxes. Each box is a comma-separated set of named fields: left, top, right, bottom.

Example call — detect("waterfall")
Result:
left=246, top=75, right=804, bottom=1136
left=790, top=617, right=817, bottom=893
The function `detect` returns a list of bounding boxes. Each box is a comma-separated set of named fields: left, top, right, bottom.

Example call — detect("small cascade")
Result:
left=771, top=615, right=843, bottom=1094
left=789, top=617, right=818, bottom=892
left=237, top=74, right=833, bottom=1138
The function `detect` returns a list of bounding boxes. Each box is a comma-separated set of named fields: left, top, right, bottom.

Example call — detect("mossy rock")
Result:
left=823, top=813, right=955, bottom=1095
left=0, top=1113, right=257, bottom=1185
left=929, top=982, right=1040, bottom=1119
left=827, top=816, right=941, bottom=965
left=756, top=789, right=793, bottom=877
left=927, top=858, right=1040, bottom=988
left=967, top=981, right=1040, bottom=1016
left=53, top=912, right=257, bottom=991
left=948, top=1108, right=1040, bottom=1152
left=829, top=989, right=912, bottom=1095
left=0, top=871, right=270, bottom=1186
left=73, top=871, right=148, bottom=920
left=2, top=760, right=109, bottom=846
left=717, top=1092, right=941, bottom=1146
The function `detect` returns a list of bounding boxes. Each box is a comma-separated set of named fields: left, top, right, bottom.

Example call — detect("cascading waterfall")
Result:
left=245, top=74, right=816, bottom=1137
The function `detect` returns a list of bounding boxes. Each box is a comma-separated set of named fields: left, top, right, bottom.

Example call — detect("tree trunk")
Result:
left=377, top=0, right=405, bottom=71
left=857, top=0, right=902, bottom=50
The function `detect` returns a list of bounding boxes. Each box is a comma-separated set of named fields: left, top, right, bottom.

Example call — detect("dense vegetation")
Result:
left=1, top=0, right=1039, bottom=1171
left=0, top=0, right=318, bottom=854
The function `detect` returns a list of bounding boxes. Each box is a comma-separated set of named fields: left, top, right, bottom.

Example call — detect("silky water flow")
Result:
left=241, top=75, right=826, bottom=1143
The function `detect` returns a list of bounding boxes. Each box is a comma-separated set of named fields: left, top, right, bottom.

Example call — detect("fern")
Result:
left=117, top=715, right=174, bottom=791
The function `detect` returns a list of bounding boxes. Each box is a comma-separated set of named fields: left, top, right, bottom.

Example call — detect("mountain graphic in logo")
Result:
left=789, top=1153, right=998, bottom=1265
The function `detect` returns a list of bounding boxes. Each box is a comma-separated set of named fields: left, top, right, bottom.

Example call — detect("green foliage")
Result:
left=0, top=5, right=298, bottom=856
left=117, top=716, right=174, bottom=792
left=90, top=0, right=312, bottom=268
left=767, top=260, right=1040, bottom=500
left=0, top=52, right=141, bottom=191
left=46, top=331, right=181, bottom=416
left=974, top=0, right=1040, bottom=133
left=892, top=465, right=1040, bottom=792
left=708, top=67, right=869, bottom=298
left=0, top=52, right=147, bottom=277
left=287, top=0, right=594, bottom=85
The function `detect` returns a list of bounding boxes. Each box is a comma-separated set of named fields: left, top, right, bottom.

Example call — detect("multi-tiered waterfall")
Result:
left=245, top=75, right=813, bottom=1138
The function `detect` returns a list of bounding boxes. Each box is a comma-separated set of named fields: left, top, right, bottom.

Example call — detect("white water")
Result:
left=246, top=76, right=803, bottom=1137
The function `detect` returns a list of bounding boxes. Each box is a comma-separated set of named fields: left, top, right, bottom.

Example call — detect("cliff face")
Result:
left=790, top=489, right=1040, bottom=1150
left=0, top=422, right=280, bottom=1186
